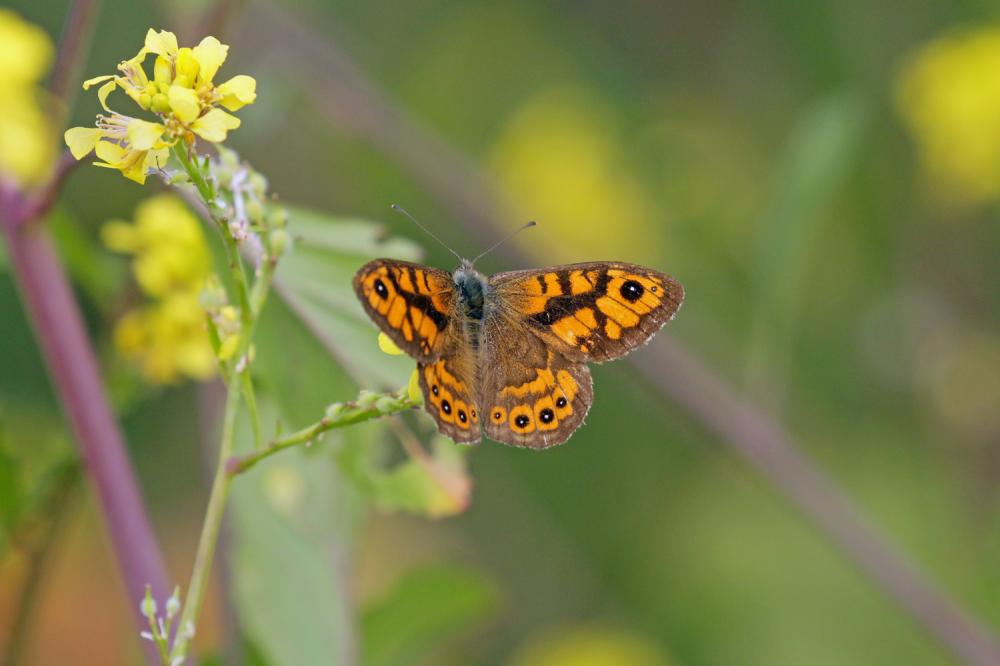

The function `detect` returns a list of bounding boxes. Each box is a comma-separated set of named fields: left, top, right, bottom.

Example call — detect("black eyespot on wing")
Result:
left=515, top=414, right=530, bottom=428
left=432, top=384, right=439, bottom=396
left=539, top=408, right=555, bottom=424
left=374, top=278, right=389, bottom=299
left=620, top=279, right=644, bottom=302
left=556, top=397, right=567, bottom=408
left=441, top=399, right=452, bottom=415
left=458, top=410, right=467, bottom=423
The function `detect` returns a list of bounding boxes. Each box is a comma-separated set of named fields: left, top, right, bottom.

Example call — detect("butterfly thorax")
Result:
left=453, top=260, right=489, bottom=354
left=453, top=261, right=488, bottom=321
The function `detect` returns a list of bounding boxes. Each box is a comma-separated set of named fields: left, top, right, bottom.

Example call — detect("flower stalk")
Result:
left=226, top=389, right=421, bottom=476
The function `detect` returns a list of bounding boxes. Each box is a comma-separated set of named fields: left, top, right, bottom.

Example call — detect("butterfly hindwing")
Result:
left=479, top=314, right=593, bottom=449
left=353, top=259, right=456, bottom=361
left=489, top=262, right=684, bottom=363
left=418, top=351, right=482, bottom=444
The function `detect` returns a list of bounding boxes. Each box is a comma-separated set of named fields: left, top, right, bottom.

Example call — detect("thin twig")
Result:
left=240, top=6, right=1000, bottom=663
left=17, top=151, right=85, bottom=225
left=48, top=0, right=102, bottom=127
left=226, top=389, right=419, bottom=476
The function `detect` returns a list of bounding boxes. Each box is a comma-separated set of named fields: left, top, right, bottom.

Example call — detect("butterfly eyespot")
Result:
left=650, top=285, right=658, bottom=293
left=620, top=279, right=644, bottom=302
left=493, top=411, right=503, bottom=421
left=458, top=410, right=467, bottom=423
left=441, top=399, right=452, bottom=415
left=556, top=397, right=568, bottom=408
left=515, top=414, right=530, bottom=428
left=539, top=408, right=555, bottom=424
left=374, top=278, right=389, bottom=299
left=431, top=384, right=439, bottom=396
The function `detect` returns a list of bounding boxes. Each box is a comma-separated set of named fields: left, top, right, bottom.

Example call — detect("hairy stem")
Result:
left=226, top=390, right=419, bottom=476
left=169, top=380, right=240, bottom=662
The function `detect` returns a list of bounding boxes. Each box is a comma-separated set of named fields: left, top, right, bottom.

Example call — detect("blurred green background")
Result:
left=2, top=1, right=1000, bottom=664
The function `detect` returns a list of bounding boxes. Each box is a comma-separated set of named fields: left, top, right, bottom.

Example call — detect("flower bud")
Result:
left=140, top=586, right=157, bottom=618
left=270, top=228, right=289, bottom=256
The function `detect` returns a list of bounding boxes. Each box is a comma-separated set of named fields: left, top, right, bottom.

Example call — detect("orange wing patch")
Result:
left=489, top=353, right=581, bottom=438
left=422, top=360, right=478, bottom=433
left=353, top=260, right=454, bottom=359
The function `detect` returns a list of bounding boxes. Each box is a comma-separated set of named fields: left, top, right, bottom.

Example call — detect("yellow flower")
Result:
left=0, top=10, right=55, bottom=185
left=895, top=25, right=1000, bottom=204
left=65, top=28, right=257, bottom=183
left=105, top=194, right=215, bottom=383
left=65, top=114, right=169, bottom=184
left=378, top=331, right=404, bottom=355
left=114, top=293, right=216, bottom=383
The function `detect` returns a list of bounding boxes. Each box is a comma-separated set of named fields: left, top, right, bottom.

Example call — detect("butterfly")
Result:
left=354, top=252, right=683, bottom=449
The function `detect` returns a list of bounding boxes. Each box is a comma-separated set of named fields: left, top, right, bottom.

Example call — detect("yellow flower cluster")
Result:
left=896, top=26, right=1000, bottom=204
left=0, top=10, right=55, bottom=185
left=105, top=194, right=216, bottom=383
left=65, top=29, right=256, bottom=184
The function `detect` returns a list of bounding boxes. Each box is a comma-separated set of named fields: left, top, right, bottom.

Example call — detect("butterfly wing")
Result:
left=418, top=351, right=482, bottom=444
left=489, top=262, right=684, bottom=363
left=353, top=259, right=457, bottom=361
left=479, top=313, right=593, bottom=449
left=355, top=259, right=482, bottom=443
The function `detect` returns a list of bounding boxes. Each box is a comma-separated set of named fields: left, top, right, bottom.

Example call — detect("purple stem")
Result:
left=2, top=193, right=169, bottom=665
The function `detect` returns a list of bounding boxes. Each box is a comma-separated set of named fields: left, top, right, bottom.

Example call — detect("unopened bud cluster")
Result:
left=139, top=584, right=191, bottom=665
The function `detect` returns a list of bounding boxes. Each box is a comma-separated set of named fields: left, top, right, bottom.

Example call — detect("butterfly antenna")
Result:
left=391, top=204, right=463, bottom=262
left=470, top=221, right=537, bottom=265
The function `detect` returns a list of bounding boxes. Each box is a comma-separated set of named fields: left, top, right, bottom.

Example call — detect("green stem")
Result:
left=169, top=378, right=241, bottom=662
left=226, top=390, right=419, bottom=476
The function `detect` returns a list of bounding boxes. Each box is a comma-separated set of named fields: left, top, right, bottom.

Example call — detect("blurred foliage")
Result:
left=2, top=1, right=1000, bottom=665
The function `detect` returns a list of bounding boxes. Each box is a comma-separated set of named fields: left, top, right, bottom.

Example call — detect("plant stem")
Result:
left=169, top=378, right=241, bottom=662
left=226, top=390, right=419, bottom=476
left=1, top=202, right=170, bottom=666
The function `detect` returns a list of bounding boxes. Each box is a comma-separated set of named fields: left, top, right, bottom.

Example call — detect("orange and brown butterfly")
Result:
left=353, top=228, right=683, bottom=449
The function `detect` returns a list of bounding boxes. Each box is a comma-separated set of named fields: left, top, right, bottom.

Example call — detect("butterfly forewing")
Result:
left=489, top=262, right=684, bottom=363
left=353, top=259, right=457, bottom=361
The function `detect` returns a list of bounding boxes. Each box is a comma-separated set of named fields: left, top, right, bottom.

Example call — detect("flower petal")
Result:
left=168, top=85, right=201, bottom=123
left=82, top=74, right=114, bottom=90
left=127, top=119, right=166, bottom=150
left=94, top=140, right=128, bottom=165
left=216, top=75, right=256, bottom=111
left=192, top=36, right=228, bottom=84
left=378, top=331, right=404, bottom=355
left=97, top=79, right=117, bottom=111
left=64, top=127, right=101, bottom=159
left=145, top=147, right=170, bottom=171
left=191, top=108, right=240, bottom=142
left=144, top=28, right=178, bottom=56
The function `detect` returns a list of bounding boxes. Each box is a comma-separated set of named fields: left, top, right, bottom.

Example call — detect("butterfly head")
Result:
left=453, top=259, right=488, bottom=320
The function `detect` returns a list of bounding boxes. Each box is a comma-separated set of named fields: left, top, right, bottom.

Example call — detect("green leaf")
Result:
left=339, top=435, right=472, bottom=518
left=272, top=206, right=423, bottom=388
left=745, top=92, right=867, bottom=383
left=362, top=565, right=499, bottom=666
left=228, top=399, right=368, bottom=666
